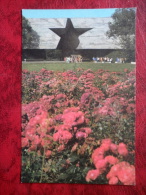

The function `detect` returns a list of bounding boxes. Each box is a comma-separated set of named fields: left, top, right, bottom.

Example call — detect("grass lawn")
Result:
left=22, top=62, right=135, bottom=72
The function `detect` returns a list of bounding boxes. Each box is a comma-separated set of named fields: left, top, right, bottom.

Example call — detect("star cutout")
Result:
left=49, top=18, right=92, bottom=51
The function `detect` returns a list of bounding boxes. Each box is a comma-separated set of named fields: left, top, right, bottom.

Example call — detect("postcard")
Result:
left=21, top=8, right=136, bottom=184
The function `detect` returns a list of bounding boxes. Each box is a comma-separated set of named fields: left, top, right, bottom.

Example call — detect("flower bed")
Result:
left=22, top=68, right=135, bottom=184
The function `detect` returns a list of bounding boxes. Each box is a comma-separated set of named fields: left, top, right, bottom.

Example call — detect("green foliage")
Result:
left=22, top=16, right=40, bottom=49
left=22, top=62, right=135, bottom=72
left=106, top=8, right=136, bottom=62
left=22, top=72, right=41, bottom=103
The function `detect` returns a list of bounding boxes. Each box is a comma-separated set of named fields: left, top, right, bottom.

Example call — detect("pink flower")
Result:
left=63, top=107, right=80, bottom=114
left=56, top=94, right=67, bottom=100
left=101, top=138, right=112, bottom=151
left=53, top=131, right=72, bottom=144
left=117, top=163, right=135, bottom=185
left=80, top=93, right=91, bottom=104
left=25, top=128, right=36, bottom=141
left=109, top=176, right=119, bottom=185
left=58, top=144, right=65, bottom=152
left=105, top=156, right=119, bottom=165
left=40, top=135, right=53, bottom=147
left=92, top=148, right=105, bottom=164
left=106, top=164, right=120, bottom=179
left=45, top=150, right=52, bottom=158
left=32, top=135, right=41, bottom=145
left=55, top=102, right=61, bottom=108
left=62, top=111, right=85, bottom=127
left=29, top=144, right=37, bottom=151
left=76, top=132, right=87, bottom=140
left=53, top=132, right=60, bottom=142
left=55, top=124, right=71, bottom=132
left=95, top=159, right=107, bottom=170
left=22, top=137, right=29, bottom=148
left=66, top=159, right=71, bottom=164
left=79, top=127, right=92, bottom=135
left=40, top=118, right=49, bottom=129
left=102, top=138, right=112, bottom=145
left=107, top=162, right=135, bottom=185
left=110, top=143, right=118, bottom=153
left=86, top=169, right=101, bottom=182
left=71, top=143, right=78, bottom=152
left=118, top=143, right=128, bottom=156
left=54, top=114, right=63, bottom=121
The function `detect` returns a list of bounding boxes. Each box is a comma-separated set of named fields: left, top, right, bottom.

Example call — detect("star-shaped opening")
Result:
left=49, top=18, right=92, bottom=50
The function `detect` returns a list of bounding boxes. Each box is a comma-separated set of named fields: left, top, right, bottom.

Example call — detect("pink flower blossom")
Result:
left=58, top=144, right=65, bottom=152
left=105, top=156, right=119, bottom=165
left=32, top=135, right=41, bottom=145
left=92, top=148, right=105, bottom=164
left=56, top=94, right=67, bottom=100
left=71, top=143, right=78, bottom=152
left=63, top=107, right=80, bottom=114
left=95, top=159, right=108, bottom=170
left=55, top=124, right=71, bottom=132
left=101, top=138, right=112, bottom=151
left=79, top=127, right=92, bottom=135
left=25, top=128, right=36, bottom=141
left=109, top=176, right=119, bottom=185
left=45, top=150, right=52, bottom=158
left=106, top=161, right=135, bottom=185
left=54, top=114, right=63, bottom=121
left=106, top=164, right=120, bottom=179
left=62, top=111, right=85, bottom=127
left=76, top=132, right=87, bottom=140
left=110, top=143, right=118, bottom=153
left=29, top=144, right=37, bottom=151
left=118, top=143, right=128, bottom=156
left=53, top=132, right=60, bottom=142
left=85, top=169, right=101, bottom=182
left=80, top=93, right=91, bottom=104
left=22, top=137, right=29, bottom=148
left=53, top=131, right=72, bottom=144
left=117, top=162, right=135, bottom=185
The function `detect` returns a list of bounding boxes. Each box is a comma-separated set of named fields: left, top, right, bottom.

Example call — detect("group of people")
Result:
left=92, top=57, right=127, bottom=63
left=92, top=57, right=113, bottom=63
left=115, top=58, right=127, bottom=63
left=64, top=55, right=83, bottom=63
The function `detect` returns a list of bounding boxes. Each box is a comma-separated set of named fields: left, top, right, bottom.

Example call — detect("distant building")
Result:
left=22, top=17, right=122, bottom=60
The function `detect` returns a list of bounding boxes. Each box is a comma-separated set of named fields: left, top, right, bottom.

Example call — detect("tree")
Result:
left=22, top=16, right=40, bottom=49
left=106, top=8, right=136, bottom=62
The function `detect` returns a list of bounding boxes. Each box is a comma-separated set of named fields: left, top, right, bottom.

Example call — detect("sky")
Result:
left=22, top=9, right=117, bottom=18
